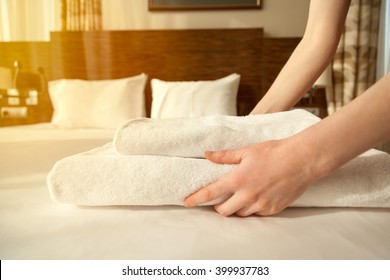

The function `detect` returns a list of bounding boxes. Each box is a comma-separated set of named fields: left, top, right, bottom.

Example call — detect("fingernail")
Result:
left=204, top=150, right=214, bottom=157
left=183, top=199, right=191, bottom=208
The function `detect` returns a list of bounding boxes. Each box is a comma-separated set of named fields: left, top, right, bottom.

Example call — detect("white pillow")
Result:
left=49, top=74, right=147, bottom=129
left=151, top=73, right=240, bottom=118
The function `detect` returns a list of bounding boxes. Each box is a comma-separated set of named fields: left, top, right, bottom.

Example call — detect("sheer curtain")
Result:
left=329, top=0, right=381, bottom=114
left=0, top=0, right=102, bottom=41
left=377, top=0, right=390, bottom=153
left=376, top=0, right=390, bottom=79
left=0, top=0, right=59, bottom=41
left=61, top=0, right=102, bottom=31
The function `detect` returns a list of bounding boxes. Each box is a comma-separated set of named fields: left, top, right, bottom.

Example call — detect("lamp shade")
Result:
left=0, top=67, right=13, bottom=89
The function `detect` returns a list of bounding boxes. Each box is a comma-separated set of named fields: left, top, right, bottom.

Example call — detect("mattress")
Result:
left=1, top=124, right=389, bottom=260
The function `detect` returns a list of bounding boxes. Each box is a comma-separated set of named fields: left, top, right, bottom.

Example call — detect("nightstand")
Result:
left=294, top=86, right=328, bottom=118
left=0, top=67, right=52, bottom=126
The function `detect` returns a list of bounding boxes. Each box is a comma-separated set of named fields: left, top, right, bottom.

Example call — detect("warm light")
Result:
left=0, top=67, right=13, bottom=90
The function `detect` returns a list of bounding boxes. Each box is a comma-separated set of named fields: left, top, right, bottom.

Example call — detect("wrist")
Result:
left=289, top=128, right=337, bottom=184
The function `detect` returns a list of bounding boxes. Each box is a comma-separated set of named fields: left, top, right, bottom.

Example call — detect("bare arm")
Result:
left=251, top=0, right=351, bottom=114
left=184, top=0, right=390, bottom=216
left=184, top=73, right=390, bottom=217
left=299, top=73, right=390, bottom=178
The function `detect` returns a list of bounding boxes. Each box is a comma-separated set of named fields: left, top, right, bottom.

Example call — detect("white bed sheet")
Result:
left=1, top=124, right=389, bottom=260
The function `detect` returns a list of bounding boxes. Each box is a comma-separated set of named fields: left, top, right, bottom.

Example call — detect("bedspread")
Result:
left=1, top=124, right=390, bottom=259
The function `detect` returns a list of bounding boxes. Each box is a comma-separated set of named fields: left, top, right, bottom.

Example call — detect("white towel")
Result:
left=48, top=143, right=232, bottom=206
left=47, top=143, right=390, bottom=207
left=113, top=109, right=321, bottom=158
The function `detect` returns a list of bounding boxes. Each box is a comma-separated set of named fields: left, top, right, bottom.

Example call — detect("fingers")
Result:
left=235, top=204, right=259, bottom=217
left=255, top=206, right=285, bottom=217
left=205, top=148, right=244, bottom=165
left=184, top=179, right=230, bottom=208
left=185, top=140, right=309, bottom=217
left=232, top=204, right=285, bottom=217
left=185, top=144, right=292, bottom=217
left=216, top=193, right=275, bottom=217
left=184, top=148, right=245, bottom=208
left=185, top=178, right=287, bottom=217
left=214, top=192, right=251, bottom=217
left=217, top=189, right=290, bottom=217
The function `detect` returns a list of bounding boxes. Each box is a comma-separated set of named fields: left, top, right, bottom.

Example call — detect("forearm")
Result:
left=296, top=73, right=390, bottom=179
left=251, top=39, right=333, bottom=114
left=251, top=0, right=351, bottom=115
left=185, top=73, right=390, bottom=217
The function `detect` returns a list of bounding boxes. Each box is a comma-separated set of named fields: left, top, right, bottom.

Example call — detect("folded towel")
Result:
left=47, top=143, right=390, bottom=207
left=113, top=109, right=321, bottom=158
left=48, top=143, right=231, bottom=206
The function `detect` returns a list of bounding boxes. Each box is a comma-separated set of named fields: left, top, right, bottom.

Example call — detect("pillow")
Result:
left=151, top=73, right=240, bottom=118
left=49, top=74, right=147, bottom=129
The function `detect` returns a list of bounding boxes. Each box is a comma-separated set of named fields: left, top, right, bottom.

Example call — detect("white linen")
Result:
left=1, top=124, right=390, bottom=260
left=114, top=109, right=320, bottom=158
left=48, top=143, right=231, bottom=206
left=49, top=74, right=147, bottom=129
left=0, top=123, right=115, bottom=142
left=151, top=74, right=240, bottom=118
left=48, top=143, right=390, bottom=207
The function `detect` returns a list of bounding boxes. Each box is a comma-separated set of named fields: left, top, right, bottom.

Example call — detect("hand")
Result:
left=184, top=139, right=316, bottom=217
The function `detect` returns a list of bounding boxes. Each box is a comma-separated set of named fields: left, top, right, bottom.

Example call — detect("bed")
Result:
left=1, top=29, right=390, bottom=260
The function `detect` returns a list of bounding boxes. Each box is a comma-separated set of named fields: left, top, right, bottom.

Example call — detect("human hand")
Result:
left=184, top=139, right=317, bottom=217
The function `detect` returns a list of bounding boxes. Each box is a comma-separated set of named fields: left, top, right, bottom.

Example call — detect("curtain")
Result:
left=328, top=0, right=381, bottom=115
left=0, top=0, right=58, bottom=41
left=376, top=0, right=390, bottom=79
left=61, top=0, right=102, bottom=31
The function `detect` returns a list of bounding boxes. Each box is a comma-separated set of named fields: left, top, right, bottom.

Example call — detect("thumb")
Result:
left=204, top=148, right=244, bottom=164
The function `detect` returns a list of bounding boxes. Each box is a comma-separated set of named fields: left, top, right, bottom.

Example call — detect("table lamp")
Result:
left=0, top=67, right=13, bottom=90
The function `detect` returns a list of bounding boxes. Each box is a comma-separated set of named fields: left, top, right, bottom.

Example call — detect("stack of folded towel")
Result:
left=47, top=109, right=390, bottom=208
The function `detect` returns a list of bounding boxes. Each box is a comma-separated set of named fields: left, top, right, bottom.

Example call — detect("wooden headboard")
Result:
left=0, top=29, right=301, bottom=120
left=50, top=29, right=264, bottom=116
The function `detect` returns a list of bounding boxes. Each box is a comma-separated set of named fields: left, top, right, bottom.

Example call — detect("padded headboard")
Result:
left=50, top=29, right=264, bottom=116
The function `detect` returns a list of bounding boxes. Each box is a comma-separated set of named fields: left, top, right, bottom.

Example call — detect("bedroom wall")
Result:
left=102, top=0, right=310, bottom=37
left=0, top=0, right=309, bottom=41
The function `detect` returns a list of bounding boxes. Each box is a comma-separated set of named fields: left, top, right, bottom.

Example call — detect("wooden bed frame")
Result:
left=0, top=29, right=301, bottom=118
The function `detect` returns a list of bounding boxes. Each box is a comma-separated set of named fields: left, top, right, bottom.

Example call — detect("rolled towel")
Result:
left=113, top=109, right=321, bottom=158
left=47, top=143, right=390, bottom=207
